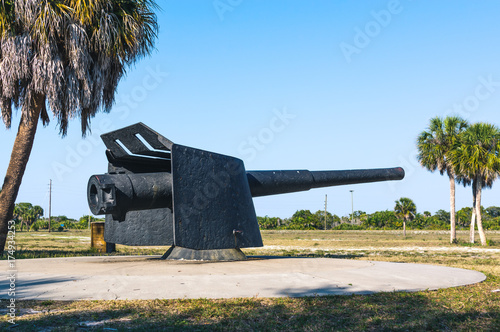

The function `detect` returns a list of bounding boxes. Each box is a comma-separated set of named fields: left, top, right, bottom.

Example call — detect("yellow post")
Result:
left=91, top=222, right=106, bottom=253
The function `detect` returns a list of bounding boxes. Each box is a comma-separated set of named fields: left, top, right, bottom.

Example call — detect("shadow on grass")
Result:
left=0, top=277, right=78, bottom=300
left=1, top=292, right=498, bottom=331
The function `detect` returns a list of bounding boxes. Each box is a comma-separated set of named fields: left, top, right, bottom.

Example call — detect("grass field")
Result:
left=1, top=229, right=499, bottom=331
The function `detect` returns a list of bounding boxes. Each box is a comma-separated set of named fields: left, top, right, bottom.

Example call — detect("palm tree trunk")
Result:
left=469, top=210, right=476, bottom=243
left=0, top=94, right=44, bottom=254
left=449, top=175, right=456, bottom=243
left=470, top=181, right=477, bottom=243
left=403, top=221, right=406, bottom=238
left=475, top=184, right=487, bottom=246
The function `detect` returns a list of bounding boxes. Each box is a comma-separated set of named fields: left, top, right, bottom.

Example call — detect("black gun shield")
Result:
left=104, top=209, right=173, bottom=246
left=171, top=144, right=263, bottom=250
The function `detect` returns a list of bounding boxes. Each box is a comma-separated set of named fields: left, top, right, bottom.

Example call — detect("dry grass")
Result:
left=257, top=229, right=500, bottom=249
left=7, top=229, right=170, bottom=259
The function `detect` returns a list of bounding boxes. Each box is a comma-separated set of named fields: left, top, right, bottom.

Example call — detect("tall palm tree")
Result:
left=417, top=116, right=468, bottom=243
left=0, top=0, right=159, bottom=254
left=394, top=197, right=416, bottom=238
left=450, top=123, right=500, bottom=246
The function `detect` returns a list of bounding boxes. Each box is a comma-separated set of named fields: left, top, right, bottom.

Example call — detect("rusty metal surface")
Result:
left=90, top=222, right=106, bottom=253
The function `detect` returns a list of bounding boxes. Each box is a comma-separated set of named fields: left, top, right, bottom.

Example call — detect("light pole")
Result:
left=349, top=190, right=354, bottom=223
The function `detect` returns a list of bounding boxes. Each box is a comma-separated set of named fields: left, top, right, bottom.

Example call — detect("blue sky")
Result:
left=1, top=0, right=500, bottom=219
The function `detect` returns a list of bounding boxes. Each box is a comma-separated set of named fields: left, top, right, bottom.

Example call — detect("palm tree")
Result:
left=13, top=203, right=29, bottom=231
left=394, top=197, right=416, bottom=237
left=450, top=123, right=500, bottom=246
left=13, top=202, right=43, bottom=231
left=417, top=116, right=468, bottom=243
left=0, top=1, right=159, bottom=254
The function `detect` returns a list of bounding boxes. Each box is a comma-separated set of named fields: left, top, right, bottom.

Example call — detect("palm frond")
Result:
left=0, top=0, right=159, bottom=135
left=450, top=123, right=500, bottom=189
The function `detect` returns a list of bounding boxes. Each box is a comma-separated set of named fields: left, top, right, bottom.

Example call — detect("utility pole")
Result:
left=350, top=190, right=354, bottom=224
left=324, top=194, right=327, bottom=230
left=48, top=179, right=52, bottom=233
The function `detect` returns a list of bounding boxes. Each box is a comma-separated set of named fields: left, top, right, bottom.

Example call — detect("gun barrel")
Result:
left=88, top=173, right=172, bottom=216
left=88, top=167, right=404, bottom=216
left=247, top=167, right=404, bottom=197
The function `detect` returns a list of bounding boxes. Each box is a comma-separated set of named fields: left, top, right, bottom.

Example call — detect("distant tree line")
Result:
left=258, top=206, right=500, bottom=231
left=12, top=202, right=104, bottom=232
left=13, top=200, right=500, bottom=234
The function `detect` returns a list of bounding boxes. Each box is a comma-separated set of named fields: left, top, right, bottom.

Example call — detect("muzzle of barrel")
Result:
left=87, top=173, right=173, bottom=220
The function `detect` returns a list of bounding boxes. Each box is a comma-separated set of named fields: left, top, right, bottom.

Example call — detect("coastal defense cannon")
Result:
left=87, top=123, right=404, bottom=260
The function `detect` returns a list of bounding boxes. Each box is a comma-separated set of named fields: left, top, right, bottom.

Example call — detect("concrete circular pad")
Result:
left=1, top=256, right=486, bottom=300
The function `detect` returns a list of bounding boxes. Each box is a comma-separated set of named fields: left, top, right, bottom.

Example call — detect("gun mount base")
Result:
left=161, top=246, right=248, bottom=261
